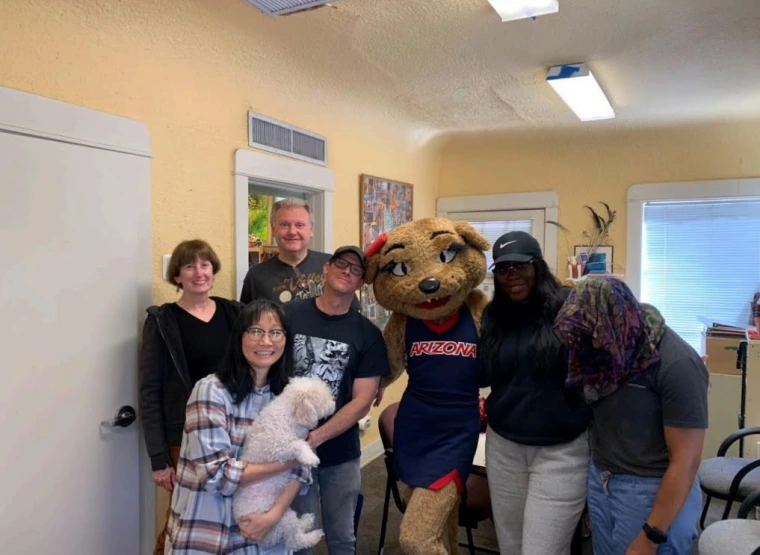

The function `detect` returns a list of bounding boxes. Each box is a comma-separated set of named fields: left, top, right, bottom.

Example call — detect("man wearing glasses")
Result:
left=240, top=197, right=360, bottom=311
left=285, top=246, right=390, bottom=555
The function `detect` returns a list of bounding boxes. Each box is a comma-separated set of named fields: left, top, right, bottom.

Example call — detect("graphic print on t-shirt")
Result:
left=293, top=334, right=350, bottom=397
left=273, top=273, right=325, bottom=303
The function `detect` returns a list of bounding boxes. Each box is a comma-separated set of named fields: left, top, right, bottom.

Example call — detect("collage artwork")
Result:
left=359, top=174, right=413, bottom=330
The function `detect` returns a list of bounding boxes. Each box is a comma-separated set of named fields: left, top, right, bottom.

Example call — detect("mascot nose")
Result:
left=418, top=277, right=440, bottom=294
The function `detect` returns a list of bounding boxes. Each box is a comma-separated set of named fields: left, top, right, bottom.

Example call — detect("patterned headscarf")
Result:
left=553, top=276, right=666, bottom=403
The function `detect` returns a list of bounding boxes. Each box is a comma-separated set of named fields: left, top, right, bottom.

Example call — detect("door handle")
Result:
left=101, top=405, right=137, bottom=428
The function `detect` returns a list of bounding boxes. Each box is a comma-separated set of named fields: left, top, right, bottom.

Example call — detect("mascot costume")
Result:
left=364, top=218, right=489, bottom=555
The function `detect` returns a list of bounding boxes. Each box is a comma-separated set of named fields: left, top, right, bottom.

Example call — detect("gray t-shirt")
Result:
left=590, top=327, right=709, bottom=477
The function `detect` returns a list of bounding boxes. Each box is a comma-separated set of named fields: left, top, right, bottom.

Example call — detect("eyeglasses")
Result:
left=493, top=261, right=533, bottom=277
left=290, top=266, right=309, bottom=292
left=245, top=327, right=286, bottom=342
left=331, top=257, right=364, bottom=277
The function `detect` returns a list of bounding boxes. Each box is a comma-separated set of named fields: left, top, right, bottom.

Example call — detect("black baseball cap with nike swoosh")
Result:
left=490, top=231, right=543, bottom=267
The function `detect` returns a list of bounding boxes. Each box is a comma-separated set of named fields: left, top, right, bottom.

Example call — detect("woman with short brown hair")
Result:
left=139, top=239, right=242, bottom=555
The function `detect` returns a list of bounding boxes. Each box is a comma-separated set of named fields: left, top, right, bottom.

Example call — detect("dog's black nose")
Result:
left=418, top=277, right=440, bottom=294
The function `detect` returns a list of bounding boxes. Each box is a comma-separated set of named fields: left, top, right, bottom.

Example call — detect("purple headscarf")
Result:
left=553, top=276, right=666, bottom=403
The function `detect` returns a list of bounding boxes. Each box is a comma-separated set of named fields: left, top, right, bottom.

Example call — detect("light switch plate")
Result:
left=162, top=254, right=171, bottom=280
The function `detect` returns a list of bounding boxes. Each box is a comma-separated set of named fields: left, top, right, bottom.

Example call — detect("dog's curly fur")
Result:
left=232, top=377, right=336, bottom=551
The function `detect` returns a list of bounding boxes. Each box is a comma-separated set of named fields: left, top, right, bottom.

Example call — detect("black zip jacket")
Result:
left=138, top=297, right=243, bottom=471
left=480, top=288, right=591, bottom=446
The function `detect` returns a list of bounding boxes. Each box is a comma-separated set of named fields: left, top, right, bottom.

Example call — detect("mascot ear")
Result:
left=453, top=221, right=490, bottom=252
left=363, top=233, right=387, bottom=284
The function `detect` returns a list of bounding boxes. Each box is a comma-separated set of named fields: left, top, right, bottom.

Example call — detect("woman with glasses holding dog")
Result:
left=165, top=299, right=309, bottom=555
left=478, top=231, right=592, bottom=555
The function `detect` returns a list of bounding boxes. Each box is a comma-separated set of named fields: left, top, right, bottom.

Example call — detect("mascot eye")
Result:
left=439, top=248, right=458, bottom=264
left=390, top=262, right=410, bottom=276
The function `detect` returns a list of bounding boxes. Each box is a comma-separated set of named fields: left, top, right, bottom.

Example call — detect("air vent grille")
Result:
left=292, top=130, right=325, bottom=163
left=241, top=0, right=336, bottom=16
left=248, top=112, right=327, bottom=166
left=251, top=119, right=291, bottom=152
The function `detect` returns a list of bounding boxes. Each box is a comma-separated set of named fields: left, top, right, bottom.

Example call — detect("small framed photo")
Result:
left=574, top=245, right=613, bottom=273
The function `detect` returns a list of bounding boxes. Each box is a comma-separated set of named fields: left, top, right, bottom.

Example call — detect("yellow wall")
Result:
left=0, top=0, right=440, bottom=303
left=0, top=0, right=434, bottom=450
left=440, top=121, right=760, bottom=277
left=5, top=0, right=760, bottom=512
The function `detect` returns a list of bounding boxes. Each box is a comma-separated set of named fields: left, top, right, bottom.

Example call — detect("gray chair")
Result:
left=698, top=426, right=760, bottom=528
left=698, top=487, right=760, bottom=555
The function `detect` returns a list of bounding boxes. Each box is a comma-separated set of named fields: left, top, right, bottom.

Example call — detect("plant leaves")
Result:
left=585, top=205, right=604, bottom=231
left=547, top=220, right=572, bottom=233
left=599, top=200, right=616, bottom=227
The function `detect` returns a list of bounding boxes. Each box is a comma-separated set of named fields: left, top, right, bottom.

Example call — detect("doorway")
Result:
left=247, top=182, right=310, bottom=269
left=234, top=148, right=335, bottom=300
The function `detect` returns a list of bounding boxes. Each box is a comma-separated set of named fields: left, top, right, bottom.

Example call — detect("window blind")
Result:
left=466, top=219, right=533, bottom=270
left=641, top=200, right=760, bottom=352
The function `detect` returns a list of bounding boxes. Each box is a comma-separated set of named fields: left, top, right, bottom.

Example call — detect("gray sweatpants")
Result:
left=485, top=426, right=589, bottom=555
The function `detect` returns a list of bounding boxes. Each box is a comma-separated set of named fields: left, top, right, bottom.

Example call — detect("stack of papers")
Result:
left=698, top=317, right=746, bottom=338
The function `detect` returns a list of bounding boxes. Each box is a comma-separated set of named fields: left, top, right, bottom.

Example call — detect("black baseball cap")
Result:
left=331, top=245, right=367, bottom=271
left=490, top=231, right=543, bottom=267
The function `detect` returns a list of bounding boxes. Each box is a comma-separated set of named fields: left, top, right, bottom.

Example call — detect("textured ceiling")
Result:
left=240, top=0, right=760, bottom=132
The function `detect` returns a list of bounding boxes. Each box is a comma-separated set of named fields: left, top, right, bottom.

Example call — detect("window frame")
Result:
left=234, top=148, right=334, bottom=300
left=626, top=178, right=760, bottom=298
left=444, top=209, right=545, bottom=274
left=437, top=192, right=559, bottom=274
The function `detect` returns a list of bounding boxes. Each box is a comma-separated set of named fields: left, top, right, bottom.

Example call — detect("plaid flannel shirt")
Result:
left=166, top=376, right=311, bottom=554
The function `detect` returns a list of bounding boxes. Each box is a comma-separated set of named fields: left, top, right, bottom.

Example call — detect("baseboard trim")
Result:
left=360, top=439, right=384, bottom=468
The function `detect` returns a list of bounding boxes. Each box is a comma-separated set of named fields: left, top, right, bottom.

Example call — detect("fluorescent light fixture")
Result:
left=487, top=0, right=559, bottom=22
left=547, top=63, right=615, bottom=121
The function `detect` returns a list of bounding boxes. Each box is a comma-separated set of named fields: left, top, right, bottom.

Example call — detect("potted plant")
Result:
left=549, top=202, right=617, bottom=279
left=581, top=202, right=616, bottom=260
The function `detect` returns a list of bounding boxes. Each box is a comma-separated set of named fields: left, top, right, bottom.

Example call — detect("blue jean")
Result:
left=587, top=461, right=702, bottom=555
left=291, top=458, right=361, bottom=555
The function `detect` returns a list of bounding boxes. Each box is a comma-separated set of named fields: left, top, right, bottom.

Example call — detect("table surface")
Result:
left=473, top=432, right=486, bottom=468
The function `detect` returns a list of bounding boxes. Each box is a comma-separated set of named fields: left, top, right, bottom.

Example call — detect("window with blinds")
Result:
left=467, top=219, right=533, bottom=270
left=641, top=199, right=760, bottom=351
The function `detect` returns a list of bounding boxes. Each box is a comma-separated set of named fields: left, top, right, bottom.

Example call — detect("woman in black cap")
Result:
left=479, top=231, right=591, bottom=555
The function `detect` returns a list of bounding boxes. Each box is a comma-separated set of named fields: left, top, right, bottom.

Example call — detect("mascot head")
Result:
left=364, top=218, right=488, bottom=321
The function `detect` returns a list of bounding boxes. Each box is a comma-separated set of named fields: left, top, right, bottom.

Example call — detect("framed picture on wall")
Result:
left=359, top=174, right=414, bottom=330
left=574, top=245, right=613, bottom=272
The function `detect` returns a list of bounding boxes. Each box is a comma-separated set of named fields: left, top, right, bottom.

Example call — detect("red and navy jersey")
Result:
left=393, top=307, right=481, bottom=492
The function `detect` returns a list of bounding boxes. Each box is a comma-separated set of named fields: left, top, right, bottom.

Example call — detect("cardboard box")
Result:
left=702, top=335, right=742, bottom=376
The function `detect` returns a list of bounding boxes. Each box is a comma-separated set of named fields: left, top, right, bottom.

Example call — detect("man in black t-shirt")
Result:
left=285, top=245, right=389, bottom=555
left=240, top=197, right=360, bottom=311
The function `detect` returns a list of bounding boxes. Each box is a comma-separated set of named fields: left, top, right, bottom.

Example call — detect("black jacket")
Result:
left=138, top=297, right=243, bottom=471
left=480, top=287, right=591, bottom=446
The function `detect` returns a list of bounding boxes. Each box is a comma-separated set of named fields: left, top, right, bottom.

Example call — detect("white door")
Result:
left=0, top=87, right=151, bottom=554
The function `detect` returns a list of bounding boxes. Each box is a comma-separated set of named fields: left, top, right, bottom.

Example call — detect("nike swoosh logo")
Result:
left=499, top=240, right=517, bottom=249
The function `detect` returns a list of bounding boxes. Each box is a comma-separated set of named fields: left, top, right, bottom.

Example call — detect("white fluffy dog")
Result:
left=233, top=376, right=336, bottom=551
